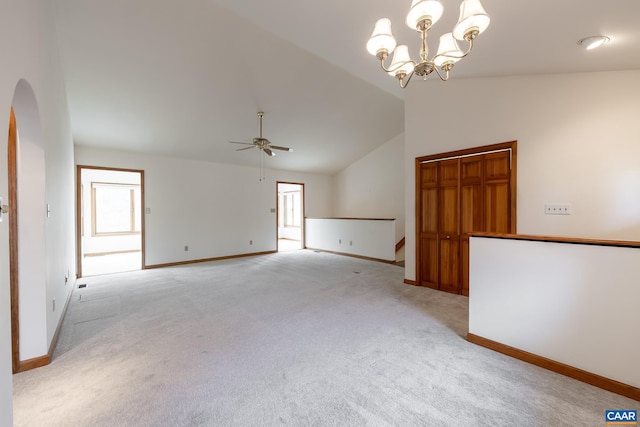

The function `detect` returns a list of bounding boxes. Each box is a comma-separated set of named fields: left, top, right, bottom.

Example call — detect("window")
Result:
left=280, top=191, right=301, bottom=228
left=91, top=182, right=141, bottom=235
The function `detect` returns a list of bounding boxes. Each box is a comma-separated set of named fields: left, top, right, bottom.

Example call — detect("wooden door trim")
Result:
left=415, top=141, right=517, bottom=292
left=76, top=165, right=146, bottom=278
left=8, top=108, right=19, bottom=373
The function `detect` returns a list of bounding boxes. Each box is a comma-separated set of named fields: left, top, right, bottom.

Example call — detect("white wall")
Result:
left=404, top=70, right=640, bottom=281
left=305, top=218, right=396, bottom=261
left=0, top=0, right=76, bottom=424
left=469, top=236, right=640, bottom=388
left=333, top=133, right=405, bottom=242
left=75, top=146, right=333, bottom=266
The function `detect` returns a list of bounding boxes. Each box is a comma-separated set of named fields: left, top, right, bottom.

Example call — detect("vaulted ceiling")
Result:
left=52, top=0, right=640, bottom=175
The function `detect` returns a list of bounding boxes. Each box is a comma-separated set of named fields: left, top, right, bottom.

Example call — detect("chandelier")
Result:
left=366, top=0, right=490, bottom=88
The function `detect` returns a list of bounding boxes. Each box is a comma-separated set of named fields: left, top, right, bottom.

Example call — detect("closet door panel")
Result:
left=484, top=151, right=511, bottom=233
left=460, top=156, right=483, bottom=296
left=420, top=236, right=438, bottom=288
left=419, top=162, right=439, bottom=288
left=438, top=160, right=460, bottom=293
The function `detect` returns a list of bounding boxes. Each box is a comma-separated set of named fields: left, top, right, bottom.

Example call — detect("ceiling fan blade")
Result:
left=269, top=145, right=293, bottom=152
left=228, top=141, right=254, bottom=145
left=263, top=148, right=275, bottom=157
left=236, top=146, right=255, bottom=151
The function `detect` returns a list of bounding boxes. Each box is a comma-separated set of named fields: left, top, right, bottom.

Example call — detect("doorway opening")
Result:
left=8, top=79, right=48, bottom=373
left=277, top=182, right=304, bottom=251
left=77, top=166, right=145, bottom=277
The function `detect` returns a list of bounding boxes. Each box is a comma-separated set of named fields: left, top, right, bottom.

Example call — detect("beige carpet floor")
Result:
left=12, top=250, right=638, bottom=426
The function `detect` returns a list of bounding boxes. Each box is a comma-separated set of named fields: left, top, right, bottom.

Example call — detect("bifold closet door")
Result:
left=460, top=156, right=484, bottom=296
left=417, top=142, right=515, bottom=296
left=459, top=150, right=511, bottom=295
left=484, top=151, right=511, bottom=234
left=418, top=162, right=438, bottom=289
left=417, top=149, right=512, bottom=296
left=438, top=159, right=460, bottom=294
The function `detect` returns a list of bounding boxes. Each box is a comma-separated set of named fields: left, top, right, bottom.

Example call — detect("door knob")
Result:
left=445, top=235, right=451, bottom=239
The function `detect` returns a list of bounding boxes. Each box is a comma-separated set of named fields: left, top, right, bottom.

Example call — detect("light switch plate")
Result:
left=545, top=203, right=571, bottom=215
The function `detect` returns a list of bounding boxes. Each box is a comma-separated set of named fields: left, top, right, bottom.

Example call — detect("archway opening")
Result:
left=9, top=79, right=47, bottom=372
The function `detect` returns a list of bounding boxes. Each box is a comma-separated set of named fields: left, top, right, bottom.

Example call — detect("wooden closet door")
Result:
left=460, top=156, right=484, bottom=296
left=419, top=162, right=438, bottom=289
left=438, top=159, right=460, bottom=294
left=484, top=151, right=511, bottom=233
left=416, top=142, right=515, bottom=296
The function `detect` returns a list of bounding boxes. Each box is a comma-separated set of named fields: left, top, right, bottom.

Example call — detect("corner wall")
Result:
left=404, top=70, right=640, bottom=281
left=469, top=236, right=640, bottom=391
left=332, top=133, right=405, bottom=242
left=0, top=0, right=76, bottom=424
left=75, top=146, right=333, bottom=266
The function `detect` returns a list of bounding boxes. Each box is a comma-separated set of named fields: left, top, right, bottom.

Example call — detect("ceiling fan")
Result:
left=229, top=112, right=293, bottom=156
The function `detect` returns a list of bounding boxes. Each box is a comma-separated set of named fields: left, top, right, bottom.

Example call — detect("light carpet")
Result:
left=13, top=250, right=638, bottom=426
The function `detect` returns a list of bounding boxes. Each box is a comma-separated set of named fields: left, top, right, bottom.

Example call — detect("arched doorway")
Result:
left=8, top=79, right=48, bottom=372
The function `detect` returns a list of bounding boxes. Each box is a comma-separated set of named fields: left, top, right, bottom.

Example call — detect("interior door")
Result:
left=438, top=159, right=460, bottom=294
left=484, top=151, right=511, bottom=233
left=418, top=162, right=438, bottom=289
left=460, top=156, right=484, bottom=296
left=416, top=142, right=516, bottom=296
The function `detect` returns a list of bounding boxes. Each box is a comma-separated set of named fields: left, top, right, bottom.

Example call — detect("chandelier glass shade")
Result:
left=367, top=0, right=490, bottom=88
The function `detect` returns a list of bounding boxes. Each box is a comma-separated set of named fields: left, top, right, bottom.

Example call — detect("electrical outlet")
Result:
left=545, top=203, right=571, bottom=215
left=184, top=245, right=189, bottom=251
left=249, top=240, right=253, bottom=245
left=145, top=207, right=151, bottom=214
left=349, top=241, right=352, bottom=246
left=339, top=239, right=342, bottom=244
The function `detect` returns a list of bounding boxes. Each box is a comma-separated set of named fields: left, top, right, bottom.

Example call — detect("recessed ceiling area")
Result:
left=52, top=0, right=640, bottom=175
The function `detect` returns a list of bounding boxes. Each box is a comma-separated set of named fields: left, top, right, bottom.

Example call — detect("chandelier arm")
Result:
left=432, top=66, right=450, bottom=82
left=399, top=70, right=416, bottom=89
left=379, top=56, right=417, bottom=74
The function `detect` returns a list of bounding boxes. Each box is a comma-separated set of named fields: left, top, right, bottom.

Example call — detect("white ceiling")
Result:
left=52, top=0, right=640, bottom=175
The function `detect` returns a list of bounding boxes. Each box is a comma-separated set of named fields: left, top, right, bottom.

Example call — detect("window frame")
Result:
left=91, top=181, right=141, bottom=236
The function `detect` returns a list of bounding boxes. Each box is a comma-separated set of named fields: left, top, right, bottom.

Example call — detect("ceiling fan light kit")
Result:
left=367, top=0, right=490, bottom=88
